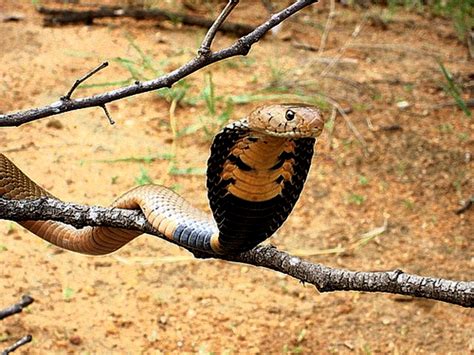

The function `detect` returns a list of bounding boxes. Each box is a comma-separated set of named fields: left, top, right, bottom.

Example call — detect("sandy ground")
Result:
left=0, top=0, right=472, bottom=353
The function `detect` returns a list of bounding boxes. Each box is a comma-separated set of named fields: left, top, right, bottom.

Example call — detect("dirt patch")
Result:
left=1, top=1, right=472, bottom=353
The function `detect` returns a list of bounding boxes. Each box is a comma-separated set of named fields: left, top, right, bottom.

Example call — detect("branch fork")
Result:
left=0, top=0, right=320, bottom=127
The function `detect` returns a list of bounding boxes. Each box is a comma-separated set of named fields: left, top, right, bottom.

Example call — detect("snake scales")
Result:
left=0, top=104, right=324, bottom=255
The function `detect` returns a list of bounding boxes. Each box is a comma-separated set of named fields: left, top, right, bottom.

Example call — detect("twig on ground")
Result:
left=291, top=40, right=318, bottom=51
left=379, top=124, right=403, bottom=132
left=1, top=335, right=32, bottom=355
left=0, top=295, right=34, bottom=355
left=318, top=0, right=335, bottom=54
left=37, top=6, right=254, bottom=36
left=431, top=98, right=474, bottom=110
left=455, top=196, right=474, bottom=215
left=199, top=0, right=239, bottom=55
left=326, top=106, right=337, bottom=150
left=0, top=295, right=34, bottom=320
left=348, top=43, right=442, bottom=58
left=0, top=197, right=472, bottom=307
left=113, top=255, right=196, bottom=265
left=321, top=95, right=368, bottom=153
left=320, top=18, right=365, bottom=77
left=0, top=0, right=319, bottom=127
left=260, top=0, right=275, bottom=13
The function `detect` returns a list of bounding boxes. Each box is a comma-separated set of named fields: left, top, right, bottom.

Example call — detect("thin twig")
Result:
left=62, top=61, right=109, bottom=100
left=113, top=255, right=196, bottom=265
left=455, top=196, right=474, bottom=215
left=1, top=335, right=32, bottom=355
left=260, top=0, right=275, bottom=13
left=318, top=0, right=335, bottom=54
left=199, top=0, right=239, bottom=55
left=0, top=197, right=472, bottom=307
left=0, top=295, right=34, bottom=320
left=431, top=98, right=474, bottom=110
left=321, top=95, right=368, bottom=153
left=347, top=43, right=442, bottom=58
left=320, top=18, right=365, bottom=77
left=0, top=0, right=319, bottom=127
left=100, top=104, right=115, bottom=125
left=326, top=106, right=337, bottom=150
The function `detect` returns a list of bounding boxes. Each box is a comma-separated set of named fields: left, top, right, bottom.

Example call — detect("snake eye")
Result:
left=285, top=110, right=295, bottom=121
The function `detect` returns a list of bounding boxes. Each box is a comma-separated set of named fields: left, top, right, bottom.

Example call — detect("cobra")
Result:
left=0, top=104, right=324, bottom=255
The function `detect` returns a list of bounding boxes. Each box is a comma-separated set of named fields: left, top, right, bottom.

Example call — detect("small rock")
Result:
left=85, top=286, right=96, bottom=296
left=186, top=308, right=196, bottom=318
left=396, top=101, right=410, bottom=109
left=1, top=13, right=25, bottom=22
left=69, top=335, right=82, bottom=345
left=46, top=119, right=64, bottom=130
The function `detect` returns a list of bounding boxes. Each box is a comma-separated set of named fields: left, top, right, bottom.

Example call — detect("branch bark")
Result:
left=38, top=5, right=254, bottom=37
left=1, top=198, right=472, bottom=308
left=0, top=0, right=319, bottom=127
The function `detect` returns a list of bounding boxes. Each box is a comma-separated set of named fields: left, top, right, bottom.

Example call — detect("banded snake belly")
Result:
left=0, top=104, right=324, bottom=255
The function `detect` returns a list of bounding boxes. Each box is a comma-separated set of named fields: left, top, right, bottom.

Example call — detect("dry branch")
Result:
left=37, top=5, right=254, bottom=36
left=0, top=0, right=318, bottom=127
left=0, top=197, right=472, bottom=308
left=0, top=295, right=34, bottom=355
left=1, top=0, right=472, bottom=309
left=1, top=335, right=32, bottom=355
left=0, top=295, right=34, bottom=320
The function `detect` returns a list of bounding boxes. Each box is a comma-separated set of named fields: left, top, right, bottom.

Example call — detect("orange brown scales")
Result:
left=208, top=104, right=324, bottom=253
left=1, top=104, right=324, bottom=255
left=221, top=138, right=297, bottom=202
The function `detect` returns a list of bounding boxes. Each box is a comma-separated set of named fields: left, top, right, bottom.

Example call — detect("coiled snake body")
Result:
left=0, top=104, right=324, bottom=255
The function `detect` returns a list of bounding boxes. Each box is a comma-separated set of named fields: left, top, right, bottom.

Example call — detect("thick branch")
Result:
left=38, top=5, right=254, bottom=36
left=1, top=198, right=472, bottom=308
left=0, top=0, right=319, bottom=127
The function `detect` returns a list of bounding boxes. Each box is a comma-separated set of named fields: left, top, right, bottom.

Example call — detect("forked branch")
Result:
left=0, top=198, right=472, bottom=308
left=0, top=0, right=319, bottom=127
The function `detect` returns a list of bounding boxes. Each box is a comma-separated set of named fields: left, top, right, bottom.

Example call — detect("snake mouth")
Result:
left=248, top=104, right=325, bottom=138
left=264, top=127, right=323, bottom=138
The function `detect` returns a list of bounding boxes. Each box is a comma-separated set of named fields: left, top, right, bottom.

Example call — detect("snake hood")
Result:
left=1, top=104, right=324, bottom=255
left=248, top=104, right=325, bottom=138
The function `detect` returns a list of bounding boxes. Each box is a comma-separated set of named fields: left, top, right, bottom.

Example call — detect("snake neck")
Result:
left=221, top=132, right=297, bottom=202
left=207, top=120, right=316, bottom=254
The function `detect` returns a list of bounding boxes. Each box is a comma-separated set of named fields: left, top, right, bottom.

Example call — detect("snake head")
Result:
left=248, top=104, right=325, bottom=138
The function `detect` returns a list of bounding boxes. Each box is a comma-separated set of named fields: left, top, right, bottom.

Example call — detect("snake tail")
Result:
left=0, top=154, right=218, bottom=255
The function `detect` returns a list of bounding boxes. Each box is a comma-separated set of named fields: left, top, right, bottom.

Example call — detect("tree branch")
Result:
left=1, top=198, right=472, bottom=308
left=199, top=0, right=240, bottom=55
left=38, top=5, right=255, bottom=36
left=0, top=0, right=319, bottom=127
